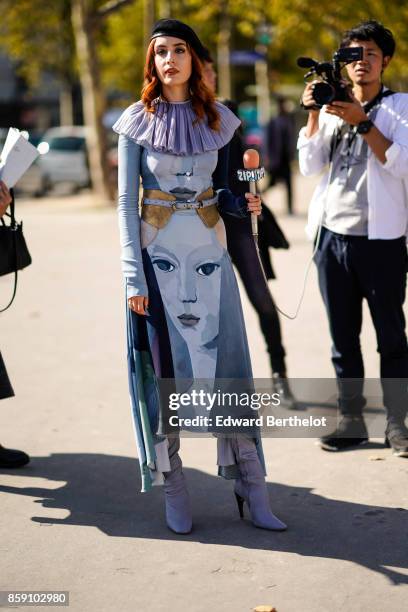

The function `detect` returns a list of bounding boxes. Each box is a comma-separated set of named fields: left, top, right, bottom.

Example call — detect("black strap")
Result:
left=329, top=128, right=342, bottom=163
left=9, top=189, right=16, bottom=227
left=0, top=271, right=18, bottom=313
left=329, top=87, right=395, bottom=162
left=0, top=189, right=18, bottom=312
left=364, top=87, right=395, bottom=113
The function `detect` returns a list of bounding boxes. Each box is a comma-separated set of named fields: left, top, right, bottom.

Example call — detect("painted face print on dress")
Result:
left=171, top=156, right=196, bottom=200
left=148, top=212, right=224, bottom=348
left=144, top=149, right=218, bottom=201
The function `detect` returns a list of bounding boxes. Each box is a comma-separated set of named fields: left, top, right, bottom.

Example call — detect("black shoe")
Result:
left=385, top=425, right=408, bottom=458
left=319, top=416, right=369, bottom=452
left=0, top=444, right=30, bottom=468
left=272, top=373, right=298, bottom=410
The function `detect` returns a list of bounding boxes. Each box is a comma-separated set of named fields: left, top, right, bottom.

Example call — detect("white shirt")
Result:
left=297, top=92, right=408, bottom=240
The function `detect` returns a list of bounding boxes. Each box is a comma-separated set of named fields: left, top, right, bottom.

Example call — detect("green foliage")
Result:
left=268, top=1, right=408, bottom=88
left=2, top=0, right=408, bottom=97
left=98, top=0, right=144, bottom=97
left=98, top=0, right=269, bottom=97
left=0, top=0, right=75, bottom=86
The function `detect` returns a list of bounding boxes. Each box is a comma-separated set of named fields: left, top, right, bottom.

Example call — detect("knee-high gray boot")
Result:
left=163, top=436, right=192, bottom=534
left=230, top=435, right=287, bottom=531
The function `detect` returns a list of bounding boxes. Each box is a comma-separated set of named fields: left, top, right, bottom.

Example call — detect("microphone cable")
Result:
left=256, top=155, right=336, bottom=321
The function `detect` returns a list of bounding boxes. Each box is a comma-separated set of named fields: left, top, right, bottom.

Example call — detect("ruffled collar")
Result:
left=112, top=97, right=241, bottom=156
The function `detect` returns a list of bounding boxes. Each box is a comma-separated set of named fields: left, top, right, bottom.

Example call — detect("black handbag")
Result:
left=0, top=191, right=32, bottom=312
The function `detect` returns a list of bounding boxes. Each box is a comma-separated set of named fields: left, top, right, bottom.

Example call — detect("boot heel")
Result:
left=231, top=436, right=288, bottom=531
left=235, top=492, right=245, bottom=519
left=384, top=436, right=390, bottom=448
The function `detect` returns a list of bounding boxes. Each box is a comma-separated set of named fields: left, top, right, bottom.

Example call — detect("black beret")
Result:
left=150, top=19, right=206, bottom=59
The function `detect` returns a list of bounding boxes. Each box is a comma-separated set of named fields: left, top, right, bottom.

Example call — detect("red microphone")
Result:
left=237, top=149, right=265, bottom=242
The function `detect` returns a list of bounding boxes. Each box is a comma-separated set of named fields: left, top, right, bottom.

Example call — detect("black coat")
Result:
left=220, top=101, right=289, bottom=280
left=0, top=352, right=14, bottom=399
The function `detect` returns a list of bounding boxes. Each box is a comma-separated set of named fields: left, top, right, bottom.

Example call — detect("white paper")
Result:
left=0, top=128, right=40, bottom=188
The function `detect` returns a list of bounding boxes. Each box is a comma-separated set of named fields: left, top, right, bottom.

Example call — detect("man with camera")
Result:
left=298, top=20, right=408, bottom=456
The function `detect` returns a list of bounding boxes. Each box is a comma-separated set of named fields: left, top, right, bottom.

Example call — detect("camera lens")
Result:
left=312, top=82, right=335, bottom=106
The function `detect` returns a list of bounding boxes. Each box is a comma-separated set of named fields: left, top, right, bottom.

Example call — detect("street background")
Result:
left=1, top=174, right=407, bottom=612
left=2, top=1, right=408, bottom=609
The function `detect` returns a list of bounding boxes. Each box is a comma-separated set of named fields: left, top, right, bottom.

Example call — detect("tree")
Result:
left=3, top=0, right=408, bottom=201
left=266, top=1, right=408, bottom=87
left=1, top=0, right=136, bottom=202
left=99, top=0, right=147, bottom=97
left=0, top=0, right=77, bottom=124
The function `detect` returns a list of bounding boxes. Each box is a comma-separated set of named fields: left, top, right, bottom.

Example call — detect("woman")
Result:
left=113, top=19, right=286, bottom=533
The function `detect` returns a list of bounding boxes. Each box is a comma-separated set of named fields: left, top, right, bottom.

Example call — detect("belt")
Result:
left=141, top=188, right=220, bottom=229
left=142, top=187, right=216, bottom=209
left=323, top=227, right=369, bottom=241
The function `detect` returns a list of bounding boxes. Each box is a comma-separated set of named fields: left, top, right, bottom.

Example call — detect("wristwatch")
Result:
left=356, top=119, right=374, bottom=134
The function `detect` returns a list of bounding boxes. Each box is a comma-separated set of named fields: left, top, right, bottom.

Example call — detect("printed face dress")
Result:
left=113, top=99, right=265, bottom=491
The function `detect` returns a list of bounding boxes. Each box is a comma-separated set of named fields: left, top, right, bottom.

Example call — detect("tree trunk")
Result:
left=59, top=82, right=74, bottom=126
left=71, top=0, right=114, bottom=202
left=217, top=0, right=231, bottom=100
left=255, top=57, right=269, bottom=126
left=143, top=0, right=156, bottom=51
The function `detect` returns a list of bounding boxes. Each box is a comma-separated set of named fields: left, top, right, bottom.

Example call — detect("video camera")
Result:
left=297, top=47, right=364, bottom=107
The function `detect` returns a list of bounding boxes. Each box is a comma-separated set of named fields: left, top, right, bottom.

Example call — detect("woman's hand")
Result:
left=0, top=180, right=12, bottom=217
left=128, top=295, right=149, bottom=316
left=245, top=193, right=261, bottom=216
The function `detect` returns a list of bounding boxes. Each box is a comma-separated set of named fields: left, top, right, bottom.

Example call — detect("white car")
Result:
left=37, top=126, right=91, bottom=191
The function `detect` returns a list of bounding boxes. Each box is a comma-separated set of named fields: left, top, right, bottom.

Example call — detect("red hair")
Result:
left=141, top=39, right=220, bottom=131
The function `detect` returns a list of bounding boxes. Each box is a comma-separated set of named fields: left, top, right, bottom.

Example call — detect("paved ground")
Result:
left=0, top=174, right=407, bottom=612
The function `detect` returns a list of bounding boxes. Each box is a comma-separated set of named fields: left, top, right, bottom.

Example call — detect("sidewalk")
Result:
left=0, top=175, right=407, bottom=612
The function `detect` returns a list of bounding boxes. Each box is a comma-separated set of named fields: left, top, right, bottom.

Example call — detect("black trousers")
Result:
left=269, top=165, right=293, bottom=215
left=223, top=214, right=286, bottom=374
left=315, top=227, right=408, bottom=423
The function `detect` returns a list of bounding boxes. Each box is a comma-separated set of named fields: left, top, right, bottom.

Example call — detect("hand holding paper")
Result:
left=0, top=128, right=40, bottom=188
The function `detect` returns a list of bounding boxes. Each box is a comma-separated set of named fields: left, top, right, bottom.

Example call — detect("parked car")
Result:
left=37, top=126, right=91, bottom=192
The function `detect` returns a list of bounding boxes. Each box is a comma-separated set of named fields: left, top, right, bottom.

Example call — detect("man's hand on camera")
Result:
left=325, top=91, right=368, bottom=126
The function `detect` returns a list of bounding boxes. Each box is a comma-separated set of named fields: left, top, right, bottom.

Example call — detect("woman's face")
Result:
left=154, top=36, right=192, bottom=88
left=148, top=213, right=224, bottom=346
